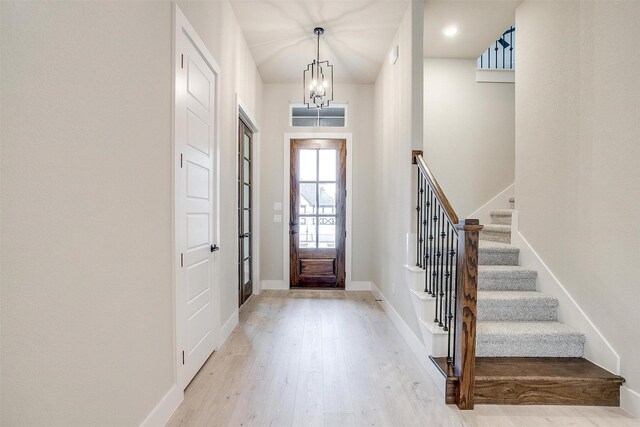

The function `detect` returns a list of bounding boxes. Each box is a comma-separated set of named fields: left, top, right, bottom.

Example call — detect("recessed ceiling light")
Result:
left=442, top=26, right=458, bottom=37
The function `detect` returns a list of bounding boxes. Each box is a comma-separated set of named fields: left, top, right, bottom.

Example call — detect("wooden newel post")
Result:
left=454, top=218, right=483, bottom=410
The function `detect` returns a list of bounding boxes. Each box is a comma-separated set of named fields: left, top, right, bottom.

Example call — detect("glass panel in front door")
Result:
left=297, top=148, right=337, bottom=249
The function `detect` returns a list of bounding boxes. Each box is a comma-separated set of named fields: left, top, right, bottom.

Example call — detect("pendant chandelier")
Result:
left=303, top=27, right=334, bottom=109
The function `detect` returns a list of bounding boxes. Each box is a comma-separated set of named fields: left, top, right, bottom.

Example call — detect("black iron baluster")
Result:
left=428, top=189, right=435, bottom=296
left=510, top=26, right=514, bottom=69
left=433, top=206, right=441, bottom=324
left=451, top=226, right=459, bottom=366
left=423, top=184, right=429, bottom=274
left=416, top=176, right=422, bottom=267
left=419, top=176, right=423, bottom=268
left=494, top=40, right=498, bottom=69
left=442, top=221, right=451, bottom=333
left=487, top=47, right=491, bottom=68
left=438, top=209, right=447, bottom=327
left=446, top=223, right=456, bottom=361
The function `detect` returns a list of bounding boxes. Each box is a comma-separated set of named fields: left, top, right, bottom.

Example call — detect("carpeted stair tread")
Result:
left=477, top=291, right=558, bottom=321
left=481, top=224, right=512, bottom=244
left=478, top=266, right=537, bottom=291
left=479, top=241, right=519, bottom=266
left=490, top=210, right=513, bottom=225
left=477, top=321, right=585, bottom=357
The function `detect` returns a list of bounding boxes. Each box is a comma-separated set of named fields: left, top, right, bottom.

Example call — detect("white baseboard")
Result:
left=371, top=283, right=383, bottom=301
left=220, top=309, right=239, bottom=347
left=260, top=280, right=288, bottom=290
left=468, top=183, right=514, bottom=225
left=511, top=213, right=620, bottom=375
left=370, top=282, right=447, bottom=397
left=347, top=280, right=371, bottom=291
left=621, top=386, right=640, bottom=418
left=139, top=384, right=183, bottom=427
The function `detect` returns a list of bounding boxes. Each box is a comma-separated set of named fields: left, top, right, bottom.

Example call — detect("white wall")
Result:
left=0, top=1, right=262, bottom=425
left=516, top=0, right=640, bottom=405
left=259, top=84, right=374, bottom=283
left=424, top=58, right=515, bottom=217
left=371, top=1, right=424, bottom=339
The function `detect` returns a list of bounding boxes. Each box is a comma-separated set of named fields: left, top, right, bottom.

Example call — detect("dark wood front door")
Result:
left=238, top=119, right=253, bottom=306
left=290, top=139, right=346, bottom=288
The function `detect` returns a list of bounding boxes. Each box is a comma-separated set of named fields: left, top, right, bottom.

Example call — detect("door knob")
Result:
left=291, top=230, right=298, bottom=235
left=211, top=244, right=220, bottom=252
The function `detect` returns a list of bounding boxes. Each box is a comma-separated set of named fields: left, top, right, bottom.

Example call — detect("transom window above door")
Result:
left=298, top=148, right=338, bottom=249
left=290, top=103, right=348, bottom=127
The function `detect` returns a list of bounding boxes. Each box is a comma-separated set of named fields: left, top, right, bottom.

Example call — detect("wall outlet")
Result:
left=273, top=214, right=282, bottom=223
left=273, top=202, right=282, bottom=211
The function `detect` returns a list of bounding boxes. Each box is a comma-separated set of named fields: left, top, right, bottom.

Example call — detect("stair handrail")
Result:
left=412, top=150, right=483, bottom=410
left=413, top=152, right=459, bottom=225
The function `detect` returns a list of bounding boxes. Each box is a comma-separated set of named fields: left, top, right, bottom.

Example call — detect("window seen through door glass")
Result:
left=299, top=216, right=317, bottom=248
left=299, top=183, right=317, bottom=214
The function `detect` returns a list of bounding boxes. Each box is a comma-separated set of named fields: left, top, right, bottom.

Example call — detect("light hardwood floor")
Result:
left=168, top=290, right=638, bottom=427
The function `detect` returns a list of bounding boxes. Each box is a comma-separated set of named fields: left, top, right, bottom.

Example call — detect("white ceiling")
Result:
left=423, top=0, right=522, bottom=59
left=229, top=0, right=522, bottom=84
left=229, top=0, right=410, bottom=84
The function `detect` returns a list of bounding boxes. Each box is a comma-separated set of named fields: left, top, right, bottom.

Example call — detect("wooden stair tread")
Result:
left=475, top=357, right=624, bottom=382
left=430, top=356, right=625, bottom=406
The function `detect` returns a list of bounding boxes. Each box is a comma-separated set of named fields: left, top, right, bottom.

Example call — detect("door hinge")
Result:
left=345, top=190, right=347, bottom=198
left=181, top=54, right=184, bottom=69
left=182, top=350, right=185, bottom=365
left=180, top=153, right=183, bottom=168
left=180, top=253, right=184, bottom=267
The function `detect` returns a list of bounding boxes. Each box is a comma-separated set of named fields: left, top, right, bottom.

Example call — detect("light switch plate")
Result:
left=273, top=214, right=282, bottom=223
left=274, top=202, right=282, bottom=211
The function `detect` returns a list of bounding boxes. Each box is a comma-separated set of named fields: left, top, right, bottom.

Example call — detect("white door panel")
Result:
left=186, top=57, right=211, bottom=110
left=187, top=109, right=210, bottom=155
left=186, top=162, right=209, bottom=200
left=175, top=15, right=219, bottom=388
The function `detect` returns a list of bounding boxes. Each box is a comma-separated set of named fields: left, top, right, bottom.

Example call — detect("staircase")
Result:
left=408, top=152, right=624, bottom=409
left=429, top=208, right=624, bottom=406
left=477, top=210, right=585, bottom=358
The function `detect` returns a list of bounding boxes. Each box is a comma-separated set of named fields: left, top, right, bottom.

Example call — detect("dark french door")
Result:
left=289, top=139, right=346, bottom=288
left=238, top=119, right=253, bottom=306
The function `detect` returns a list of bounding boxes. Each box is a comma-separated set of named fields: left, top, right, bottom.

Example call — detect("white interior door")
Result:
left=175, top=14, right=219, bottom=388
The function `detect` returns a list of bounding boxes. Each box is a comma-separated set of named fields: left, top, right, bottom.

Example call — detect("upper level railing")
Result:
left=477, top=26, right=515, bottom=70
left=412, top=151, right=483, bottom=410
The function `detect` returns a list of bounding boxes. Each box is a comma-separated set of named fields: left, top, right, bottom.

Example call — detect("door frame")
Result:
left=283, top=132, right=352, bottom=289
left=236, top=97, right=260, bottom=303
left=173, top=4, right=221, bottom=390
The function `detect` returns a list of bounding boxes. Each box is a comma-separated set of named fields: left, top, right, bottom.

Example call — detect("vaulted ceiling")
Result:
left=229, top=0, right=410, bottom=84
left=229, top=0, right=522, bottom=84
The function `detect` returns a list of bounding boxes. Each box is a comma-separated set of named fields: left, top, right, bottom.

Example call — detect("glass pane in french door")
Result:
left=299, top=216, right=316, bottom=248
left=299, top=183, right=317, bottom=214
left=297, top=148, right=337, bottom=249
left=318, top=216, right=336, bottom=248
left=318, top=149, right=336, bottom=181
left=318, top=183, right=336, bottom=214
left=299, top=149, right=317, bottom=181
